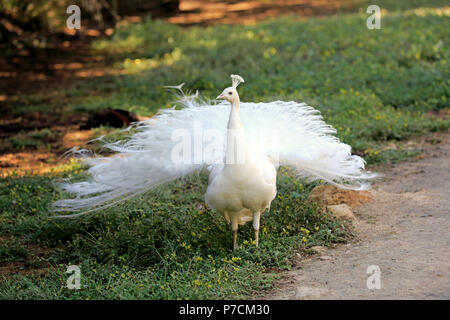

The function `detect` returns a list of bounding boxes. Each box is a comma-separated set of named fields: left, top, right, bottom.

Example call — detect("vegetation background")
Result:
left=0, top=0, right=448, bottom=299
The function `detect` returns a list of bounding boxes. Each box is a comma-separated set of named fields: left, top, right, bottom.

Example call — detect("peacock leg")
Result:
left=233, top=230, right=238, bottom=251
left=253, top=212, right=261, bottom=247
left=231, top=217, right=239, bottom=251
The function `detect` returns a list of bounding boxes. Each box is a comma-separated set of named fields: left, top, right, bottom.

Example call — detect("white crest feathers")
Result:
left=231, top=74, right=244, bottom=88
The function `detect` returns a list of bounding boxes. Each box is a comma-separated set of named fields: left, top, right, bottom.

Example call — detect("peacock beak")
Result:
left=216, top=93, right=225, bottom=100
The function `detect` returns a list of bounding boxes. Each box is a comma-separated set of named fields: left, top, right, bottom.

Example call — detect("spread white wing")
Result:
left=53, top=93, right=377, bottom=216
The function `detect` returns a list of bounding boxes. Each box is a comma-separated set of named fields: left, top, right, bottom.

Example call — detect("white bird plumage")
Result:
left=53, top=74, right=378, bottom=249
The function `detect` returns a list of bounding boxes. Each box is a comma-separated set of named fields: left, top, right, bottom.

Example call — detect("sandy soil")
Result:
left=265, top=131, right=450, bottom=299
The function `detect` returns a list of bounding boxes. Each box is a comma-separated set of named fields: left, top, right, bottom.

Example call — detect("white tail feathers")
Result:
left=52, top=87, right=378, bottom=217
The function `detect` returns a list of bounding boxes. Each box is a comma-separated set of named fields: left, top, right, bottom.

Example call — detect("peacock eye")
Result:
left=229, top=92, right=232, bottom=95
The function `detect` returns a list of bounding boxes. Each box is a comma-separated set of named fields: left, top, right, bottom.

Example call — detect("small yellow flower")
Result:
left=300, top=227, right=310, bottom=235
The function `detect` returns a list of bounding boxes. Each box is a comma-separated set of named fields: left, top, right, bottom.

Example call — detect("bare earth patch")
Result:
left=264, top=131, right=450, bottom=299
left=0, top=236, right=54, bottom=277
left=168, top=0, right=355, bottom=25
left=0, top=128, right=96, bottom=176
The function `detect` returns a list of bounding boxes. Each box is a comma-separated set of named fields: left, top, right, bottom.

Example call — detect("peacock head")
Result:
left=216, top=74, right=244, bottom=103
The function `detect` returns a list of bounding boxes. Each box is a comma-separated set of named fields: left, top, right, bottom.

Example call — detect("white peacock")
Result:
left=53, top=74, right=377, bottom=250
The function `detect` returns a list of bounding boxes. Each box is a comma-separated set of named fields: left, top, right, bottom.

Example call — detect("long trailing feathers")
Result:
left=52, top=87, right=378, bottom=217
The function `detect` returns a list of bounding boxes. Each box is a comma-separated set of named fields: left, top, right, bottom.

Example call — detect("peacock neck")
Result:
left=225, top=98, right=250, bottom=166
left=227, top=99, right=241, bottom=130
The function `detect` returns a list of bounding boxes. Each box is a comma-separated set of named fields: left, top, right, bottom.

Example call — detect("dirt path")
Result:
left=265, top=132, right=450, bottom=299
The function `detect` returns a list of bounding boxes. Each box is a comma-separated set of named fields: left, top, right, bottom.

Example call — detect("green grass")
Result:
left=0, top=129, right=59, bottom=152
left=1, top=0, right=449, bottom=299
